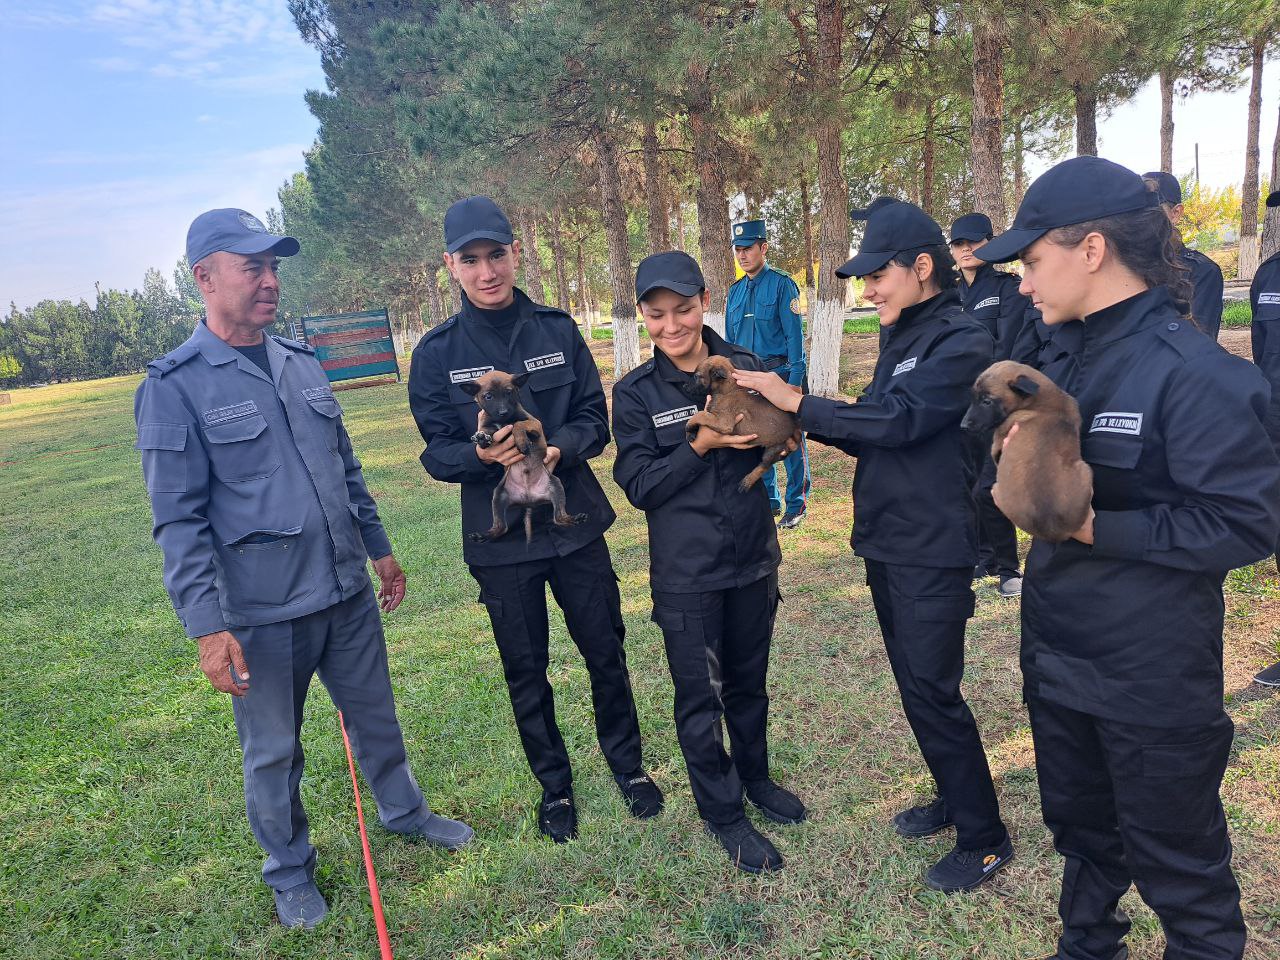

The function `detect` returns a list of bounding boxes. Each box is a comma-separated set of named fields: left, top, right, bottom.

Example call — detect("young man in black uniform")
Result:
left=950, top=212, right=1041, bottom=598
left=1143, top=171, right=1225, bottom=339
left=739, top=203, right=1011, bottom=892
left=1250, top=186, right=1280, bottom=687
left=408, top=196, right=662, bottom=842
left=979, top=157, right=1280, bottom=960
left=612, top=251, right=806, bottom=874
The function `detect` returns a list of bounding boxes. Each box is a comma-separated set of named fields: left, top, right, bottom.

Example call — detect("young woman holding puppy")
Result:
left=612, top=251, right=806, bottom=874
left=738, top=202, right=1011, bottom=892
left=974, top=156, right=1280, bottom=960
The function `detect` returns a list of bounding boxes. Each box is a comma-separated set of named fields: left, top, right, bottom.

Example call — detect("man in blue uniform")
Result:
left=1143, top=171, right=1225, bottom=339
left=725, top=219, right=811, bottom=529
left=1251, top=187, right=1280, bottom=687
left=135, top=209, right=473, bottom=930
left=408, top=196, right=662, bottom=843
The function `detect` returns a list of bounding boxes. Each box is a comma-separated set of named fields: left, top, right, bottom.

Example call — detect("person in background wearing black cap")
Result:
left=737, top=202, right=1012, bottom=892
left=726, top=219, right=812, bottom=529
left=612, top=251, right=806, bottom=874
left=408, top=196, right=662, bottom=843
left=1250, top=186, right=1280, bottom=687
left=135, top=209, right=474, bottom=929
left=976, top=156, right=1280, bottom=960
left=949, top=212, right=1039, bottom=598
left=1142, top=171, right=1225, bottom=340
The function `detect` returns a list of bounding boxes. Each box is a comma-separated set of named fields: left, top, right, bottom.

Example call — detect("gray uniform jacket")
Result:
left=135, top=322, right=393, bottom=638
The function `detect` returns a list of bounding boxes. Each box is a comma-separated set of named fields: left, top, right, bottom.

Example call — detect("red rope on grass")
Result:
left=339, top=711, right=395, bottom=960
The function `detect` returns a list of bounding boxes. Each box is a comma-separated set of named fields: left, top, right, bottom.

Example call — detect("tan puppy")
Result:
left=961, top=360, right=1093, bottom=543
left=684, top=355, right=802, bottom=492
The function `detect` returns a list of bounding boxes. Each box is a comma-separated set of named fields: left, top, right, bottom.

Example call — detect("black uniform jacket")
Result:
left=958, top=264, right=1038, bottom=362
left=612, top=328, right=780, bottom=594
left=1183, top=248, right=1225, bottom=340
left=409, top=289, right=615, bottom=566
left=1023, top=286, right=1280, bottom=727
left=1250, top=250, right=1280, bottom=452
left=798, top=289, right=995, bottom=569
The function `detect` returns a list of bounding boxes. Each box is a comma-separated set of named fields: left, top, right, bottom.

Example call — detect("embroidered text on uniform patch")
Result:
left=1260, top=292, right=1280, bottom=305
left=302, top=385, right=334, bottom=401
left=203, top=401, right=258, bottom=425
left=652, top=405, right=697, bottom=427
left=974, top=296, right=1000, bottom=310
left=1090, top=412, right=1143, bottom=436
left=450, top=365, right=495, bottom=384
left=524, top=352, right=566, bottom=372
left=892, top=357, right=918, bottom=376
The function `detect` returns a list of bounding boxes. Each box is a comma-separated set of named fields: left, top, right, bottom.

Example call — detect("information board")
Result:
left=300, top=308, right=400, bottom=383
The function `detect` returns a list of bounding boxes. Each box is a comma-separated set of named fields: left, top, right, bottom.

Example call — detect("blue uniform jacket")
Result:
left=1025, top=287, right=1280, bottom=726
left=725, top=265, right=807, bottom=385
left=408, top=289, right=615, bottom=566
left=1182, top=248, right=1224, bottom=340
left=1250, top=250, right=1280, bottom=451
left=135, top=322, right=392, bottom=639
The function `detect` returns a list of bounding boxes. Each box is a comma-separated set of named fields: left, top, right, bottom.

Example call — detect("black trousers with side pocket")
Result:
left=971, top=434, right=1021, bottom=579
left=651, top=572, right=779, bottom=826
left=864, top=559, right=1007, bottom=850
left=1027, top=697, right=1244, bottom=960
left=469, top=536, right=644, bottom=795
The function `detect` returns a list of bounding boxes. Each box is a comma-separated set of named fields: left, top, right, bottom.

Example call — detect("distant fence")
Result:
left=300, top=309, right=401, bottom=383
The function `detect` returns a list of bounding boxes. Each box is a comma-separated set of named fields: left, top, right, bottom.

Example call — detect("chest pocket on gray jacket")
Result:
left=306, top=394, right=343, bottom=451
left=204, top=414, right=279, bottom=483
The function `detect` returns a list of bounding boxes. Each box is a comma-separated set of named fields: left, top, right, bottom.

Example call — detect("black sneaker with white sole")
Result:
left=891, top=797, right=953, bottom=838
left=615, top=771, right=665, bottom=819
left=705, top=817, right=784, bottom=874
left=778, top=509, right=806, bottom=530
left=1255, top=660, right=1280, bottom=687
left=924, top=835, right=1014, bottom=891
left=538, top=790, right=578, bottom=843
left=743, top=778, right=807, bottom=824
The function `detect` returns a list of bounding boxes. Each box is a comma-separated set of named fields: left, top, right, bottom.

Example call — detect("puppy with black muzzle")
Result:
left=961, top=360, right=1093, bottom=543
left=461, top=370, right=587, bottom=542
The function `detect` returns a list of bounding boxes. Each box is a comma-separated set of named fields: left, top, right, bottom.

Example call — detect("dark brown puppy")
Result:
left=462, top=370, right=531, bottom=447
left=961, top=360, right=1093, bottom=543
left=684, top=355, right=802, bottom=492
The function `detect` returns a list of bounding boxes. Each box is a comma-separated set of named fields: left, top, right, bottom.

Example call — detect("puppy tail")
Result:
left=737, top=464, right=767, bottom=493
left=524, top=508, right=534, bottom=544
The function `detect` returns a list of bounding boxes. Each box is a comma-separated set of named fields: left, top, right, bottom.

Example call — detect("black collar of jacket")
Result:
left=460, top=287, right=538, bottom=325
left=958, top=262, right=998, bottom=295
left=889, top=288, right=962, bottom=336
left=1083, top=286, right=1175, bottom=348
left=652, top=325, right=742, bottom=385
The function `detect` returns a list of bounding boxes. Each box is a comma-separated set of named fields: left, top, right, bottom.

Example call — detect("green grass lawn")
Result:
left=1, top=358, right=1278, bottom=959
left=1224, top=300, right=1252, bottom=328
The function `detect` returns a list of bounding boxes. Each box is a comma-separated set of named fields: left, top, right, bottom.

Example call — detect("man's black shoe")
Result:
left=924, top=835, right=1014, bottom=891
left=778, top=509, right=806, bottom=530
left=705, top=817, right=784, bottom=874
left=1255, top=660, right=1280, bottom=687
left=538, top=790, right=578, bottom=844
left=743, top=778, right=807, bottom=824
left=972, top=563, right=994, bottom=581
left=615, top=771, right=664, bottom=819
left=891, top=797, right=953, bottom=838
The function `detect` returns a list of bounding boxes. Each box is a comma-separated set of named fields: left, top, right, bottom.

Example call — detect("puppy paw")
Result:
left=571, top=513, right=588, bottom=524
left=467, top=532, right=490, bottom=543
left=470, top=431, right=493, bottom=449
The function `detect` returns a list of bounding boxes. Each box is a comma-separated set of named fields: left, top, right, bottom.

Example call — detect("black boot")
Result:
left=743, top=778, right=807, bottom=824
left=538, top=789, right=578, bottom=844
left=705, top=817, right=784, bottom=874
left=614, top=771, right=665, bottom=819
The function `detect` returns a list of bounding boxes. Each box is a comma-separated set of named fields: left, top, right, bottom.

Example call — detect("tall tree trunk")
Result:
left=517, top=209, right=546, bottom=302
left=426, top=272, right=444, bottom=328
left=447, top=271, right=462, bottom=314
left=921, top=101, right=937, bottom=216
left=595, top=131, right=639, bottom=374
left=575, top=237, right=594, bottom=337
left=1074, top=83, right=1098, bottom=156
left=1262, top=101, right=1280, bottom=262
left=969, top=16, right=1007, bottom=228
left=673, top=197, right=687, bottom=252
left=1012, top=120, right=1026, bottom=206
left=812, top=118, right=848, bottom=398
left=548, top=208, right=572, bottom=313
left=688, top=108, right=733, bottom=336
left=1159, top=67, right=1175, bottom=173
left=800, top=169, right=816, bottom=310
left=642, top=121, right=671, bottom=254
left=1239, top=36, right=1265, bottom=280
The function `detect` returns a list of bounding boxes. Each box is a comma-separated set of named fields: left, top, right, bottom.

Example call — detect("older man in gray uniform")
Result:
left=135, top=209, right=472, bottom=929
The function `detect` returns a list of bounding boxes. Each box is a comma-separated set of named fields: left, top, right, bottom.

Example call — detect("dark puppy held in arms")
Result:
left=684, top=355, right=801, bottom=493
left=461, top=370, right=587, bottom=542
left=962, top=360, right=1093, bottom=543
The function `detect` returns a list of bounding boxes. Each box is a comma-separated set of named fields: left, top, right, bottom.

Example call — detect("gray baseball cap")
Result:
left=186, top=208, right=299, bottom=267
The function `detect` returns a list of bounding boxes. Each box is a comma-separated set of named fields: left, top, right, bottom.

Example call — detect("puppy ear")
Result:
left=1010, top=375, right=1040, bottom=397
left=512, top=372, right=531, bottom=388
left=460, top=380, right=482, bottom=396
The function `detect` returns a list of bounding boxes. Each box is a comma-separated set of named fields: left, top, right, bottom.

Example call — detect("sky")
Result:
left=1, top=1, right=1276, bottom=311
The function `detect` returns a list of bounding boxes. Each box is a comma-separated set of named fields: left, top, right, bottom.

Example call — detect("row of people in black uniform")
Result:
left=410, top=159, right=1278, bottom=959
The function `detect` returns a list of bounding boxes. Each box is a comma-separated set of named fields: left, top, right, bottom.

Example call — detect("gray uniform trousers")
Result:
left=230, top=583, right=430, bottom=891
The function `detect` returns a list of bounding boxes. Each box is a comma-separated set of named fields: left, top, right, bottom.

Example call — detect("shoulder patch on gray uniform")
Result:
left=147, top=342, right=199, bottom=377
left=272, top=335, right=315, bottom=354
left=1090, top=411, right=1142, bottom=436
left=974, top=296, right=1000, bottom=311
left=1260, top=292, right=1280, bottom=305
left=450, top=365, right=494, bottom=384
left=892, top=357, right=917, bottom=376
left=652, top=405, right=697, bottom=427
left=524, top=352, right=566, bottom=372
left=203, top=401, right=259, bottom=425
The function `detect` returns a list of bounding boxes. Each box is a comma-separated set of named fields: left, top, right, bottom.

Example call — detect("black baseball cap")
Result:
left=949, top=213, right=994, bottom=243
left=444, top=196, right=514, bottom=253
left=1267, top=189, right=1279, bottom=208
left=635, top=251, right=705, bottom=302
left=978, top=156, right=1159, bottom=264
left=186, top=208, right=299, bottom=267
left=1142, top=170, right=1182, bottom=205
left=850, top=196, right=900, bottom=220
left=836, top=201, right=946, bottom=279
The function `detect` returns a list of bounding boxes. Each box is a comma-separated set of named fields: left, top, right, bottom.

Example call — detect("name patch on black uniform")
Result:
left=450, top=365, right=495, bottom=384
left=973, top=296, right=1000, bottom=310
left=302, top=385, right=334, bottom=401
left=524, top=352, right=566, bottom=372
left=1090, top=412, right=1143, bottom=436
left=652, top=405, right=697, bottom=428
left=892, top=357, right=917, bottom=376
left=1260, top=292, right=1280, bottom=305
left=203, top=401, right=258, bottom=424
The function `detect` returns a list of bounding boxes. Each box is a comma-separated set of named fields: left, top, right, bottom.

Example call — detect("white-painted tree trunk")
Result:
left=704, top=310, right=726, bottom=338
left=1240, top=238, right=1261, bottom=282
left=808, top=298, right=843, bottom=397
left=614, top=313, right=640, bottom=376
